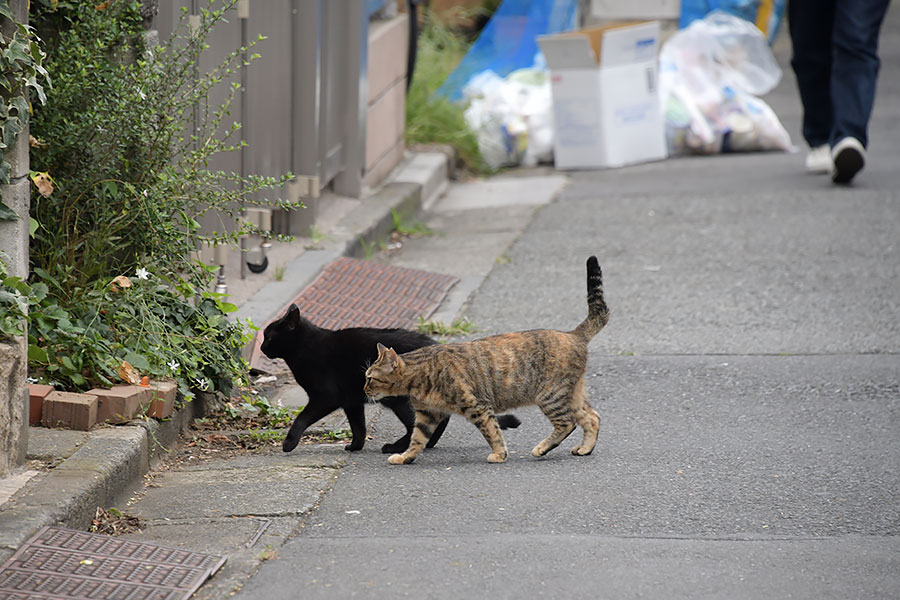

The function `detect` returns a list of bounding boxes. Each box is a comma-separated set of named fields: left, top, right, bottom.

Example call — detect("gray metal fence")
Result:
left=151, top=0, right=372, bottom=237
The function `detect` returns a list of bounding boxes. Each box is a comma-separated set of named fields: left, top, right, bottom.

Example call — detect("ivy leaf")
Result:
left=218, top=301, right=238, bottom=313
left=29, top=217, right=38, bottom=237
left=28, top=345, right=49, bottom=364
left=0, top=199, right=18, bottom=221
left=4, top=39, right=31, bottom=65
left=122, top=351, right=151, bottom=372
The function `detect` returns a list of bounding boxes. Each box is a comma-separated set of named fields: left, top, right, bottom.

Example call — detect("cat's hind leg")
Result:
left=389, top=409, right=446, bottom=464
left=570, top=378, right=600, bottom=456
left=532, top=393, right=577, bottom=457
left=425, top=415, right=450, bottom=448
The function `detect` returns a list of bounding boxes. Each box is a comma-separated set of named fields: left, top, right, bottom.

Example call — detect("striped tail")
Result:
left=573, top=256, right=609, bottom=342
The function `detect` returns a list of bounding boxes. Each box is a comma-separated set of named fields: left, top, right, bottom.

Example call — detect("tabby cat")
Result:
left=260, top=304, right=520, bottom=454
left=364, top=256, right=609, bottom=464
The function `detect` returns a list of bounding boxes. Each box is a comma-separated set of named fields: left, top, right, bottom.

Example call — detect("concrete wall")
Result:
left=364, top=13, right=410, bottom=189
left=0, top=0, right=31, bottom=477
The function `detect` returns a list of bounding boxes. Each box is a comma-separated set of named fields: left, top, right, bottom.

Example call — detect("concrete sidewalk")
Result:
left=0, top=149, right=460, bottom=565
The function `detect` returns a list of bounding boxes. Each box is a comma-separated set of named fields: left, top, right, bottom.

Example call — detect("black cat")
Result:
left=260, top=304, right=520, bottom=453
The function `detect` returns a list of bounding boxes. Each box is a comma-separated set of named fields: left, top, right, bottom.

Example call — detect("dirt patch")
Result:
left=90, top=506, right=143, bottom=535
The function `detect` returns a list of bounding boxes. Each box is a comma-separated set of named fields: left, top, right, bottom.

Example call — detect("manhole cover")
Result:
left=0, top=526, right=225, bottom=600
left=251, top=257, right=458, bottom=372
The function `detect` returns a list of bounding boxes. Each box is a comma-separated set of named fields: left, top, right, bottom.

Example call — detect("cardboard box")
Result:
left=538, top=21, right=666, bottom=169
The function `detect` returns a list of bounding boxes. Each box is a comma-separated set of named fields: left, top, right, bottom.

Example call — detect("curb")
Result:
left=0, top=399, right=202, bottom=563
left=0, top=150, right=450, bottom=564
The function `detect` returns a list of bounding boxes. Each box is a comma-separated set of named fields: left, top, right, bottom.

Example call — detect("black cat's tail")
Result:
left=572, top=256, right=609, bottom=342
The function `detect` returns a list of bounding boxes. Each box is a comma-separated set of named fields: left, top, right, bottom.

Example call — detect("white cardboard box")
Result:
left=538, top=21, right=667, bottom=169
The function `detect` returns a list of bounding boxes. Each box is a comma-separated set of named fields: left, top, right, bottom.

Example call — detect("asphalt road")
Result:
left=233, top=9, right=900, bottom=600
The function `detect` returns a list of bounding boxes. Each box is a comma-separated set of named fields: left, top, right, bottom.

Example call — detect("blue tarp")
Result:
left=679, top=0, right=786, bottom=44
left=436, top=0, right=579, bottom=102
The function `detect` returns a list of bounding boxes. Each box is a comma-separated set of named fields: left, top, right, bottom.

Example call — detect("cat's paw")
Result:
left=531, top=443, right=554, bottom=457
left=388, top=453, right=414, bottom=465
left=571, top=445, right=593, bottom=456
left=282, top=436, right=300, bottom=453
left=344, top=443, right=364, bottom=452
left=487, top=452, right=507, bottom=463
left=381, top=441, right=408, bottom=454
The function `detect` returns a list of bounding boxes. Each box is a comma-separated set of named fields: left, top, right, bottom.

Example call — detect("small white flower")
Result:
left=197, top=378, right=210, bottom=391
left=135, top=267, right=150, bottom=280
left=167, top=360, right=179, bottom=372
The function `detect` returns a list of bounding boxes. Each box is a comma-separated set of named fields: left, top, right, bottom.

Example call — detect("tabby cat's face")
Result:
left=364, top=343, right=402, bottom=400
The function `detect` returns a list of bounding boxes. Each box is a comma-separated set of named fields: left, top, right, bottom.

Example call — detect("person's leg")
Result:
left=829, top=0, right=891, bottom=148
left=829, top=0, right=890, bottom=183
left=789, top=0, right=836, bottom=148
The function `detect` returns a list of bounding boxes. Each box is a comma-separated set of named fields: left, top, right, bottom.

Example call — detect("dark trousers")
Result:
left=788, top=0, right=890, bottom=148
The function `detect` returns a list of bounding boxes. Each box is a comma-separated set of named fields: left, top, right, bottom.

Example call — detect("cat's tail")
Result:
left=572, top=256, right=609, bottom=342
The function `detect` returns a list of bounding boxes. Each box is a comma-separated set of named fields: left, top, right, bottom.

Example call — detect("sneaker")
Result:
left=805, top=144, right=832, bottom=174
left=831, top=137, right=865, bottom=184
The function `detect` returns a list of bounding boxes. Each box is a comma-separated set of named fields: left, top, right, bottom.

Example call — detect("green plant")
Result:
left=0, top=262, right=31, bottom=340
left=28, top=0, right=297, bottom=292
left=242, top=429, right=283, bottom=444
left=273, top=263, right=286, bottom=281
left=225, top=395, right=299, bottom=428
left=358, top=235, right=379, bottom=260
left=391, top=208, right=433, bottom=237
left=405, top=10, right=488, bottom=174
left=3, top=267, right=253, bottom=397
left=415, top=315, right=478, bottom=337
left=309, top=225, right=328, bottom=246
left=0, top=0, right=50, bottom=221
left=7, top=1, right=301, bottom=398
left=322, top=428, right=351, bottom=441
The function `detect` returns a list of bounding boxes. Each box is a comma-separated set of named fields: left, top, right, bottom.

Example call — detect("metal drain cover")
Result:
left=0, top=526, right=225, bottom=600
left=251, top=256, right=458, bottom=372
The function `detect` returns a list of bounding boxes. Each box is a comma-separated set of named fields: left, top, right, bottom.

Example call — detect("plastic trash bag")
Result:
left=659, top=11, right=792, bottom=155
left=463, top=66, right=554, bottom=169
left=679, top=0, right=786, bottom=45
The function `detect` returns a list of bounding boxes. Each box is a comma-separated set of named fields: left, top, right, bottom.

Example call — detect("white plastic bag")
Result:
left=463, top=67, right=554, bottom=169
left=659, top=11, right=792, bottom=155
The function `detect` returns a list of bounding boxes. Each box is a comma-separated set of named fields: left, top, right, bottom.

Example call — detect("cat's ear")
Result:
left=285, top=304, right=300, bottom=330
left=376, top=342, right=388, bottom=356
left=386, top=347, right=402, bottom=369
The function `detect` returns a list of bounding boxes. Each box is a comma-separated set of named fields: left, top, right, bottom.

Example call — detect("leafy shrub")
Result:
left=0, top=0, right=49, bottom=220
left=28, top=0, right=295, bottom=291
left=4, top=0, right=299, bottom=397
left=2, top=262, right=249, bottom=399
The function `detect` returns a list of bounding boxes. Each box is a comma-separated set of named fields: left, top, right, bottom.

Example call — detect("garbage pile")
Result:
left=659, top=11, right=793, bottom=155
left=462, top=66, right=555, bottom=170
left=456, top=10, right=792, bottom=168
